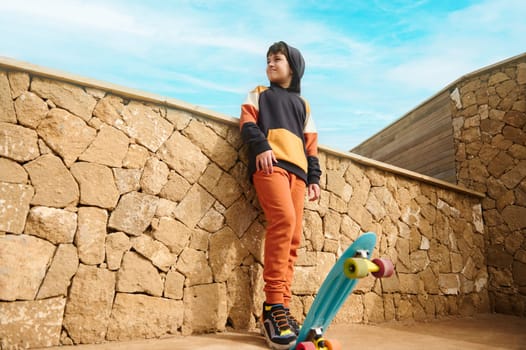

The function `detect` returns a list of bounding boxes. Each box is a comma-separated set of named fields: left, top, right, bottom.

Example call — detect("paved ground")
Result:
left=40, top=314, right=526, bottom=350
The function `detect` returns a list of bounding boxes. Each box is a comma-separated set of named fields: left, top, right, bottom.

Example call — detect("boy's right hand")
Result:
left=256, top=150, right=277, bottom=174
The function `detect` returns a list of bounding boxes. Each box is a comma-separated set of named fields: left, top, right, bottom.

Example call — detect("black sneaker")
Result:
left=285, top=308, right=301, bottom=336
left=260, top=303, right=297, bottom=349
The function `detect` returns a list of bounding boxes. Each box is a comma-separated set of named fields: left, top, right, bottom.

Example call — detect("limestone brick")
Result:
left=37, top=108, right=96, bottom=166
left=37, top=244, right=79, bottom=299
left=71, top=162, right=120, bottom=209
left=209, top=227, right=249, bottom=282
left=25, top=154, right=79, bottom=207
left=224, top=197, right=259, bottom=237
left=160, top=170, right=191, bottom=202
left=105, top=232, right=131, bottom=270
left=14, top=91, right=49, bottom=128
left=107, top=293, right=183, bottom=341
left=76, top=207, right=108, bottom=265
left=0, top=71, right=16, bottom=123
left=7, top=71, right=30, bottom=98
left=31, top=77, right=96, bottom=121
left=116, top=251, right=164, bottom=296
left=0, top=157, right=28, bottom=183
left=0, top=182, right=33, bottom=234
left=164, top=269, right=185, bottom=300
left=0, top=297, right=66, bottom=349
left=25, top=206, right=77, bottom=244
left=122, top=143, right=149, bottom=169
left=157, top=132, right=209, bottom=183
left=108, top=191, right=159, bottom=236
left=131, top=234, right=176, bottom=272
left=0, top=121, right=39, bottom=161
left=140, top=156, right=169, bottom=195
left=174, top=183, right=215, bottom=229
left=0, top=234, right=55, bottom=301
left=92, top=94, right=126, bottom=126
left=119, top=101, right=173, bottom=152
left=151, top=216, right=192, bottom=254
left=226, top=266, right=254, bottom=329
left=63, top=265, right=116, bottom=344
left=176, top=248, right=213, bottom=287
left=112, top=167, right=141, bottom=194
left=79, top=124, right=129, bottom=167
left=184, top=119, right=238, bottom=171
left=183, top=283, right=228, bottom=334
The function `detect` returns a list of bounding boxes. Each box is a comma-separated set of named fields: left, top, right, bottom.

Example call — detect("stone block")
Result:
left=183, top=283, right=228, bottom=334
left=176, top=248, right=213, bottom=287
left=71, top=162, right=120, bottom=209
left=151, top=217, right=192, bottom=255
left=25, top=206, right=77, bottom=244
left=119, top=101, right=173, bottom=152
left=105, top=232, right=131, bottom=270
left=209, top=227, right=249, bottom=282
left=107, top=293, right=183, bottom=341
left=174, top=184, right=215, bottom=229
left=31, top=77, right=96, bottom=121
left=76, top=207, right=108, bottom=265
left=0, top=157, right=28, bottom=184
left=7, top=71, right=30, bottom=99
left=0, top=234, right=55, bottom=301
left=157, top=132, right=209, bottom=183
left=116, top=251, right=164, bottom=296
left=37, top=108, right=96, bottom=166
left=0, top=71, right=16, bottom=123
left=24, top=154, right=79, bottom=207
left=0, top=297, right=66, bottom=349
left=184, top=119, right=238, bottom=171
left=63, top=265, right=115, bottom=344
left=0, top=122, right=39, bottom=162
left=131, top=234, right=176, bottom=272
left=14, top=91, right=48, bottom=128
left=140, top=157, right=169, bottom=195
left=79, top=125, right=129, bottom=167
left=37, top=244, right=79, bottom=299
left=108, top=191, right=158, bottom=236
left=0, top=182, right=33, bottom=234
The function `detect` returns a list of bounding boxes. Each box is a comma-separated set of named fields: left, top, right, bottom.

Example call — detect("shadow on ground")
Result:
left=38, top=314, right=526, bottom=350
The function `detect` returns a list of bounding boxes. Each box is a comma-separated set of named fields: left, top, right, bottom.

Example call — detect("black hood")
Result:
left=281, top=41, right=305, bottom=93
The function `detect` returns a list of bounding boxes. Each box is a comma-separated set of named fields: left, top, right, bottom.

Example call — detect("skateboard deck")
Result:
left=293, top=232, right=392, bottom=349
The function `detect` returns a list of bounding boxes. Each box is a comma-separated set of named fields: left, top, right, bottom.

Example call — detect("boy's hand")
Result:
left=256, top=150, right=277, bottom=174
left=308, top=183, right=320, bottom=201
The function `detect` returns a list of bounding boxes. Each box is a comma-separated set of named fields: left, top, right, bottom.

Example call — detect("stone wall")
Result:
left=0, top=59, right=488, bottom=349
left=450, top=56, right=526, bottom=316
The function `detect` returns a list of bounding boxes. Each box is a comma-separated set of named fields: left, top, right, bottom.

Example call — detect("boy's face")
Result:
left=266, top=52, right=292, bottom=88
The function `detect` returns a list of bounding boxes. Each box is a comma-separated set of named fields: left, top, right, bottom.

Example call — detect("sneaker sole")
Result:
left=259, top=320, right=296, bottom=350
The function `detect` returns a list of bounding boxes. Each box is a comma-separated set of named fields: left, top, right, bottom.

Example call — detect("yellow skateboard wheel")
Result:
left=343, top=258, right=369, bottom=279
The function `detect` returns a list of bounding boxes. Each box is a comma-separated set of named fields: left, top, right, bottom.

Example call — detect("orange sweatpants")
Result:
left=253, top=167, right=306, bottom=307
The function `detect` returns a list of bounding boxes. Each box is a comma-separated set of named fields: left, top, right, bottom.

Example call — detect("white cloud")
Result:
left=0, top=0, right=152, bottom=36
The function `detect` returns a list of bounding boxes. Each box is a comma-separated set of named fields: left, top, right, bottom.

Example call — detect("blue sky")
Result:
left=1, top=0, right=525, bottom=151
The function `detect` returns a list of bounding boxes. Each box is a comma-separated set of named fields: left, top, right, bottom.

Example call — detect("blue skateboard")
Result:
left=292, top=232, right=394, bottom=350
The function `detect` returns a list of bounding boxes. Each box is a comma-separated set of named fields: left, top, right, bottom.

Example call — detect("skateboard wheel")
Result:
left=325, top=339, right=342, bottom=350
left=296, top=341, right=316, bottom=350
left=371, top=258, right=394, bottom=278
left=343, top=258, right=369, bottom=279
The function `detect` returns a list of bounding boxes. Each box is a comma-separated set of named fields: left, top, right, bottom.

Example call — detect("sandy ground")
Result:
left=39, top=314, right=526, bottom=350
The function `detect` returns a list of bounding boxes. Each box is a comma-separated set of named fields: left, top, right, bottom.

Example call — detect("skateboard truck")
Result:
left=306, top=327, right=326, bottom=348
left=354, top=249, right=370, bottom=258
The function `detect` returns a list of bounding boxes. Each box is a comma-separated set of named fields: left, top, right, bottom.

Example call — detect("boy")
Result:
left=239, top=41, right=322, bottom=349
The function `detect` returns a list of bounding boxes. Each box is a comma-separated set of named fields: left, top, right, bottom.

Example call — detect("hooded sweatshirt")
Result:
left=240, top=41, right=321, bottom=185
